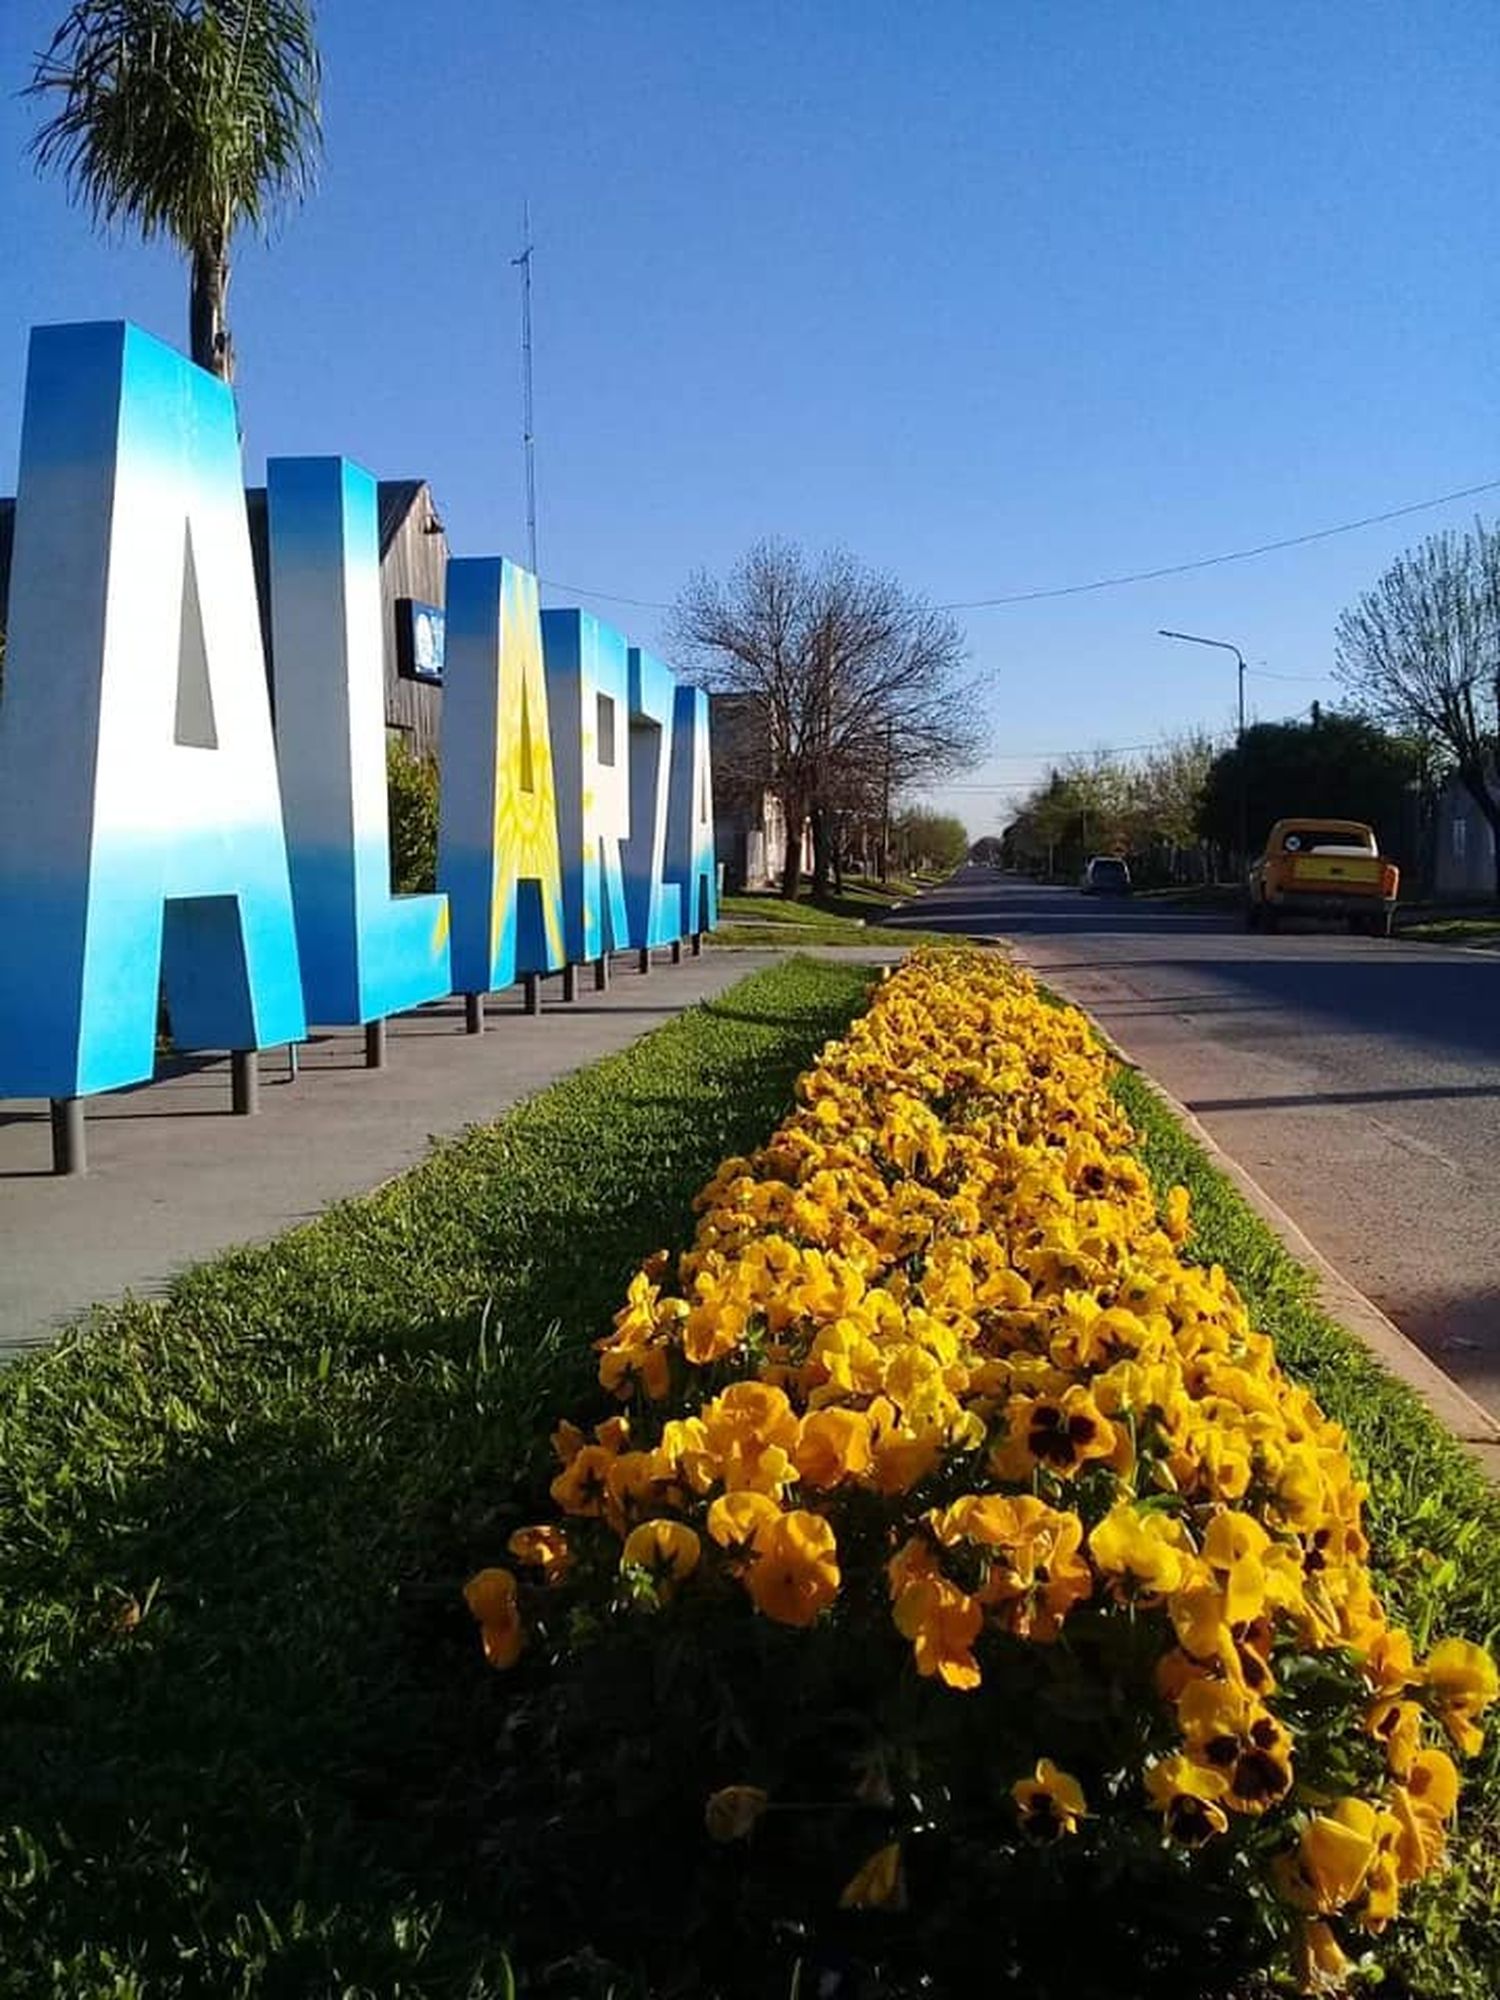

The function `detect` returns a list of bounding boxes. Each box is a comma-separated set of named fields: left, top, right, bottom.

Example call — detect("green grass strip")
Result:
left=0, top=954, right=877, bottom=1999
left=714, top=921, right=952, bottom=948
left=1398, top=917, right=1500, bottom=949
left=715, top=891, right=956, bottom=950
left=1115, top=1064, right=1500, bottom=1998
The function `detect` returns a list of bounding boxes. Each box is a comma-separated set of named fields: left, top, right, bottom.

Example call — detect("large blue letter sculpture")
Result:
left=0, top=320, right=722, bottom=1131
left=266, top=457, right=451, bottom=1023
left=542, top=609, right=632, bottom=966
left=437, top=560, right=566, bottom=993
left=665, top=683, right=719, bottom=938
left=623, top=647, right=683, bottom=949
left=0, top=322, right=305, bottom=1098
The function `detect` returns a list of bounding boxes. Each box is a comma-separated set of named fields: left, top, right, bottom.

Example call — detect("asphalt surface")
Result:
left=886, top=867, right=1500, bottom=1422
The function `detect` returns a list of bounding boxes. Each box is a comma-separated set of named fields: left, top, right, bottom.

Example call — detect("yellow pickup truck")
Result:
left=1246, top=819, right=1399, bottom=936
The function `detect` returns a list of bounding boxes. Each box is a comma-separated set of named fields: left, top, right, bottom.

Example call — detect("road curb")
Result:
left=1093, top=1024, right=1500, bottom=1481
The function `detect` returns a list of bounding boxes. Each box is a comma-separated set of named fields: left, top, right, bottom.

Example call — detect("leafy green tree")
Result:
left=28, top=0, right=322, bottom=381
left=1198, top=711, right=1421, bottom=866
left=1004, top=736, right=1219, bottom=884
left=386, top=735, right=439, bottom=894
left=1129, top=732, right=1216, bottom=853
left=1004, top=767, right=1084, bottom=877
left=891, top=807, right=969, bottom=876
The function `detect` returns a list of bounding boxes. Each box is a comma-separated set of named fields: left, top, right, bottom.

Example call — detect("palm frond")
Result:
left=27, top=0, right=322, bottom=256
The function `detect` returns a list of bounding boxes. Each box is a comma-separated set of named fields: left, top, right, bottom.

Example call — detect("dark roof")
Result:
left=376, top=479, right=429, bottom=556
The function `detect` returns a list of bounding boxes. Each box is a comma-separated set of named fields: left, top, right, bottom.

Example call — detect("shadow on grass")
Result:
left=0, top=956, right=877, bottom=1997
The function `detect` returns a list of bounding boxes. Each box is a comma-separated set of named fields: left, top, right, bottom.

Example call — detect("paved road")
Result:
left=886, top=868, right=1500, bottom=1421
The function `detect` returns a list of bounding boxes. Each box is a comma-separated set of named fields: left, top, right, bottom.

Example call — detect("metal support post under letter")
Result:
left=464, top=992, right=484, bottom=1035
left=594, top=954, right=609, bottom=991
left=287, top=1042, right=299, bottom=1081
left=670, top=937, right=683, bottom=965
left=637, top=946, right=651, bottom=975
left=692, top=931, right=704, bottom=957
left=365, top=1019, right=387, bottom=1069
left=523, top=972, right=542, bottom=1015
left=50, top=1096, right=85, bottom=1176
left=230, top=1049, right=259, bottom=1115
left=562, top=962, right=579, bottom=1001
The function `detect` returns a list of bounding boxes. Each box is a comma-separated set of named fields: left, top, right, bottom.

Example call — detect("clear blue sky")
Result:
left=3, top=1, right=1496, bottom=834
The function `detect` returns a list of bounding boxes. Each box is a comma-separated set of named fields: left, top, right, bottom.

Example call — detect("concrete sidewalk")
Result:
left=0, top=946, right=889, bottom=1350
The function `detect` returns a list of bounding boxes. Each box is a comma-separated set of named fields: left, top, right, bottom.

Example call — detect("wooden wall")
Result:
left=375, top=481, right=446, bottom=758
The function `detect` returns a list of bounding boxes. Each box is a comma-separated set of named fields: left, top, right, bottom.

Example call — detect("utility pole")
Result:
left=880, top=718, right=893, bottom=883
left=512, top=202, right=538, bottom=576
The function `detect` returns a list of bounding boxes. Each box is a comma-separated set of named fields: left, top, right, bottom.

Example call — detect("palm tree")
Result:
left=28, top=0, right=322, bottom=382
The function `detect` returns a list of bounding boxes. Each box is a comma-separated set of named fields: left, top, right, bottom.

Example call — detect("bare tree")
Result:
left=1335, top=523, right=1500, bottom=897
left=671, top=540, right=982, bottom=899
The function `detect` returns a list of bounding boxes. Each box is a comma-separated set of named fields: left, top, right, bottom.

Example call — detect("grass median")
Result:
left=715, top=888, right=954, bottom=950
left=0, top=954, right=879, bottom=1999
left=1396, top=915, right=1500, bottom=950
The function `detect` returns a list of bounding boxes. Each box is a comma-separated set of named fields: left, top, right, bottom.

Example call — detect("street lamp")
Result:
left=1158, top=628, right=1249, bottom=875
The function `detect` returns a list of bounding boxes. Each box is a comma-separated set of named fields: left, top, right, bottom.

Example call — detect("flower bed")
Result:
left=466, top=951, right=1495, bottom=1995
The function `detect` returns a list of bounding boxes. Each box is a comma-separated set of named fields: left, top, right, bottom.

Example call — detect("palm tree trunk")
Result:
left=190, top=233, right=233, bottom=380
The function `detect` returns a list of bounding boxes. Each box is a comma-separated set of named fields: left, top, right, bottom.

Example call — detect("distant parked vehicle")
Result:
left=1080, top=855, right=1132, bottom=896
left=1246, top=819, right=1399, bottom=935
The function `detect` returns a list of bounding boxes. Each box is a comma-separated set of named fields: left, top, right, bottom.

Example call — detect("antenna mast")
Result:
left=511, top=201, right=538, bottom=576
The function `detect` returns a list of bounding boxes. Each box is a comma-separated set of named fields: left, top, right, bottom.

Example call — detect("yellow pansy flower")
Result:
left=891, top=1573, right=984, bottom=1691
left=621, top=1518, right=701, bottom=1589
left=794, top=1406, right=873, bottom=1488
left=1163, top=1183, right=1191, bottom=1243
left=1273, top=1798, right=1379, bottom=1915
left=463, top=1566, right=523, bottom=1670
left=1291, top=1918, right=1352, bottom=1995
left=1407, top=1744, right=1460, bottom=1820
left=506, top=1523, right=570, bottom=1581
left=1011, top=1759, right=1087, bottom=1841
left=706, top=1489, right=783, bottom=1552
left=1142, top=1753, right=1230, bottom=1846
left=549, top=1443, right=616, bottom=1518
left=1089, top=1504, right=1192, bottom=1600
left=838, top=1841, right=905, bottom=1910
left=704, top=1784, right=770, bottom=1843
left=744, top=1509, right=840, bottom=1627
left=1004, top=1382, right=1117, bottom=1479
left=1422, top=1637, right=1499, bottom=1756
left=1177, top=1679, right=1294, bottom=1814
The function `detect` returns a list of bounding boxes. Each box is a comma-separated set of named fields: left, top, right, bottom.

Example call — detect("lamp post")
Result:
left=1158, top=628, right=1249, bottom=876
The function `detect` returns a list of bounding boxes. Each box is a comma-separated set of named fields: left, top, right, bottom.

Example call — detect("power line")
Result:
left=936, top=477, right=1500, bottom=609
left=539, top=474, right=1500, bottom=617
left=541, top=577, right=669, bottom=610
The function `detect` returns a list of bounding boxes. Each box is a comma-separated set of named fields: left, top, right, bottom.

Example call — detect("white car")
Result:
left=1079, top=855, right=1132, bottom=896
